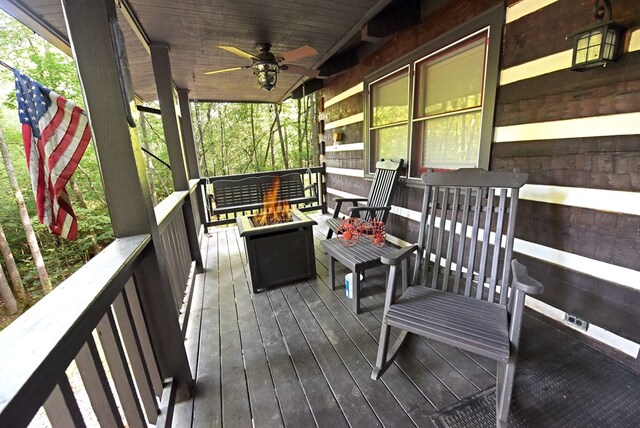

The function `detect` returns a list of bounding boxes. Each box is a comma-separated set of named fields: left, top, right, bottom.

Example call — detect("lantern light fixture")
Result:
left=569, top=0, right=624, bottom=71
left=254, top=61, right=279, bottom=91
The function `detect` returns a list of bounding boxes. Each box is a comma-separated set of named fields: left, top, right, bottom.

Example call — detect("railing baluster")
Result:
left=113, top=292, right=160, bottom=423
left=75, top=337, right=123, bottom=427
left=124, top=279, right=163, bottom=396
left=96, top=312, right=146, bottom=428
left=43, top=376, right=86, bottom=428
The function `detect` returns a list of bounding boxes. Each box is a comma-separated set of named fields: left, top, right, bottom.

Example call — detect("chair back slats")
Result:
left=363, top=159, right=403, bottom=222
left=488, top=189, right=507, bottom=303
left=418, top=169, right=527, bottom=304
left=464, top=189, right=483, bottom=297
left=476, top=188, right=495, bottom=300
left=442, top=187, right=461, bottom=292
left=431, top=187, right=449, bottom=289
left=453, top=187, right=472, bottom=294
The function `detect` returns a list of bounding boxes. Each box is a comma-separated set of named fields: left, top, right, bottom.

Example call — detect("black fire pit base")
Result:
left=237, top=209, right=317, bottom=293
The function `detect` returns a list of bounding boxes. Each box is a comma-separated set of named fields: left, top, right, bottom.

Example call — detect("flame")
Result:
left=254, top=176, right=292, bottom=226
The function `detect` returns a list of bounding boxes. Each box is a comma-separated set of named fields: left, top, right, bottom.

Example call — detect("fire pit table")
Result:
left=237, top=208, right=317, bottom=293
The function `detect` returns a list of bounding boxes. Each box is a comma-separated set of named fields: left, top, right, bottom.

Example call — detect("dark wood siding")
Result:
left=319, top=0, right=640, bottom=347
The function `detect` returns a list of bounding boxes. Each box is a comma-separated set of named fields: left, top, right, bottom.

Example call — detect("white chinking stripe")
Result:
left=500, top=50, right=571, bottom=86
left=324, top=82, right=364, bottom=108
left=325, top=167, right=365, bottom=178
left=525, top=297, right=640, bottom=357
left=325, top=112, right=364, bottom=130
left=325, top=142, right=364, bottom=152
left=505, top=0, right=557, bottom=23
left=494, top=112, right=640, bottom=142
left=520, top=184, right=640, bottom=217
left=500, top=29, right=640, bottom=85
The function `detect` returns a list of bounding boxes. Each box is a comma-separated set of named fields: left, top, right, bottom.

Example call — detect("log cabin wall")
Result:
left=318, top=0, right=640, bottom=356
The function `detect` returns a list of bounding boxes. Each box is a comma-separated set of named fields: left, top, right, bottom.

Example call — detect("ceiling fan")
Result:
left=205, top=43, right=320, bottom=91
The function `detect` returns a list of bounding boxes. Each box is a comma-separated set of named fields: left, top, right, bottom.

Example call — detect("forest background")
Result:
left=0, top=10, right=317, bottom=327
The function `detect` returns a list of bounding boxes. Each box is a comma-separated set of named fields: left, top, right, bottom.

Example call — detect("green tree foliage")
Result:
left=193, top=98, right=317, bottom=178
left=0, top=11, right=113, bottom=312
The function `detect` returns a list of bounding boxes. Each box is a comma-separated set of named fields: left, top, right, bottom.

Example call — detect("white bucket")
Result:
left=345, top=273, right=364, bottom=299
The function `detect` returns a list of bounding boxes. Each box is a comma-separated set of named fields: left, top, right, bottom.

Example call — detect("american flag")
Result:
left=14, top=68, right=92, bottom=240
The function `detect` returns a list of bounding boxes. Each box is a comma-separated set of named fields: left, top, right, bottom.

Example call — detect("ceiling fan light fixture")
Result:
left=254, top=61, right=279, bottom=91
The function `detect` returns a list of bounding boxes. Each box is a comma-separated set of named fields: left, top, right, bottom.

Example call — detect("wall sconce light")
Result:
left=570, top=0, right=624, bottom=71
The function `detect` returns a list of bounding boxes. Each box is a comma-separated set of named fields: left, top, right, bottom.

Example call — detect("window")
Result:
left=368, top=67, right=409, bottom=173
left=364, top=5, right=503, bottom=179
left=412, top=34, right=487, bottom=175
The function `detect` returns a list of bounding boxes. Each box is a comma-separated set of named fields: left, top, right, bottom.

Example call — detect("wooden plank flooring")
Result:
left=174, top=214, right=586, bottom=427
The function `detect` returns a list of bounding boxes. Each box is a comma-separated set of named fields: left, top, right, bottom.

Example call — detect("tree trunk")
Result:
left=219, top=104, right=227, bottom=175
left=297, top=98, right=303, bottom=167
left=76, top=164, right=106, bottom=205
left=0, top=266, right=18, bottom=315
left=69, top=178, right=88, bottom=209
left=0, top=125, right=52, bottom=294
left=303, top=96, right=310, bottom=166
left=0, top=222, right=26, bottom=300
left=274, top=104, right=289, bottom=169
left=250, top=104, right=260, bottom=171
left=139, top=111, right=158, bottom=205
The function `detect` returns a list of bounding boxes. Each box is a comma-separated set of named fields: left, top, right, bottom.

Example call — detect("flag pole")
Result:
left=0, top=59, right=13, bottom=71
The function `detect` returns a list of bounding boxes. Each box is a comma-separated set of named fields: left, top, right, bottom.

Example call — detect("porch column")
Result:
left=177, top=89, right=208, bottom=241
left=150, top=45, right=203, bottom=268
left=60, top=0, right=192, bottom=399
left=177, top=88, right=200, bottom=180
left=150, top=44, right=189, bottom=191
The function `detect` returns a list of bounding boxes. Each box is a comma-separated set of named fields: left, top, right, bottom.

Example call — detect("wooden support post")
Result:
left=60, top=0, right=192, bottom=400
left=150, top=44, right=189, bottom=191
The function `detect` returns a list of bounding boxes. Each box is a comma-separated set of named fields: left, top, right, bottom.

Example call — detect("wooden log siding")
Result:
left=501, top=0, right=640, bottom=69
left=318, top=0, right=640, bottom=350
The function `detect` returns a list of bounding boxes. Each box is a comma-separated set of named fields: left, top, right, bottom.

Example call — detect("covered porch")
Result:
left=174, top=216, right=639, bottom=427
left=1, top=0, right=640, bottom=426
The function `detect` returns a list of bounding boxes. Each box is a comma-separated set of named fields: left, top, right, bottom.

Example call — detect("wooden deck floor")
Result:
left=172, top=214, right=611, bottom=427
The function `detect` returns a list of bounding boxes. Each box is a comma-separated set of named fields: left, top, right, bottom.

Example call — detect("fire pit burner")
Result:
left=237, top=208, right=317, bottom=293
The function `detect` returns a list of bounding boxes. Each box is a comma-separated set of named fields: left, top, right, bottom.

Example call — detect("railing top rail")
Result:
left=155, top=190, right=189, bottom=226
left=200, top=165, right=325, bottom=184
left=0, top=234, right=150, bottom=426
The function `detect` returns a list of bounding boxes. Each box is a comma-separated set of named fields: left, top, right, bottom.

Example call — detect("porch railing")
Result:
left=199, top=165, right=327, bottom=227
left=0, top=183, right=201, bottom=427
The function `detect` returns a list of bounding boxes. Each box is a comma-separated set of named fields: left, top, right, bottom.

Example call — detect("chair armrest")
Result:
left=381, top=244, right=418, bottom=266
left=511, top=259, right=544, bottom=295
left=334, top=197, right=368, bottom=203
left=331, top=197, right=368, bottom=218
left=348, top=206, right=391, bottom=219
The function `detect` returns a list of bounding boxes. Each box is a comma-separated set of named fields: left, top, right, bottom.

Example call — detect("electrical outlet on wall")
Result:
left=564, top=313, right=589, bottom=331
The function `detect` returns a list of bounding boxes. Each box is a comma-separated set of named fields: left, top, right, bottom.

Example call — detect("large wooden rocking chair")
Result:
left=371, top=169, right=543, bottom=427
left=326, top=159, right=404, bottom=239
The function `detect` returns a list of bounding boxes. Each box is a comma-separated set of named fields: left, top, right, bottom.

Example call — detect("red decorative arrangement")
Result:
left=337, top=218, right=386, bottom=247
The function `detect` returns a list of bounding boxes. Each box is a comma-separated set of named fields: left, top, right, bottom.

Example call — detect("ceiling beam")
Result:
left=279, top=0, right=395, bottom=103
left=361, top=0, right=421, bottom=41
left=114, top=0, right=150, bottom=55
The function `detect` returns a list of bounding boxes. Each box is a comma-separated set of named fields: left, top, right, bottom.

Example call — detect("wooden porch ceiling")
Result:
left=0, top=0, right=394, bottom=103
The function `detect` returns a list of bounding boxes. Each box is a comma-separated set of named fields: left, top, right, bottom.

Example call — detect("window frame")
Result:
left=363, top=4, right=504, bottom=180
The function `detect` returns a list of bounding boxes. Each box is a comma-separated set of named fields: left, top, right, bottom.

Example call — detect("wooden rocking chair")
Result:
left=371, top=169, right=543, bottom=427
left=326, top=159, right=404, bottom=239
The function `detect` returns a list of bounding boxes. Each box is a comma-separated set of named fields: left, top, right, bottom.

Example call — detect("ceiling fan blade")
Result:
left=219, top=45, right=258, bottom=60
left=277, top=45, right=318, bottom=62
left=204, top=65, right=250, bottom=75
left=282, top=64, right=320, bottom=77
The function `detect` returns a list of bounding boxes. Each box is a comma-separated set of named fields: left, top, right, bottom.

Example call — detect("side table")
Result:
left=321, top=238, right=398, bottom=314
